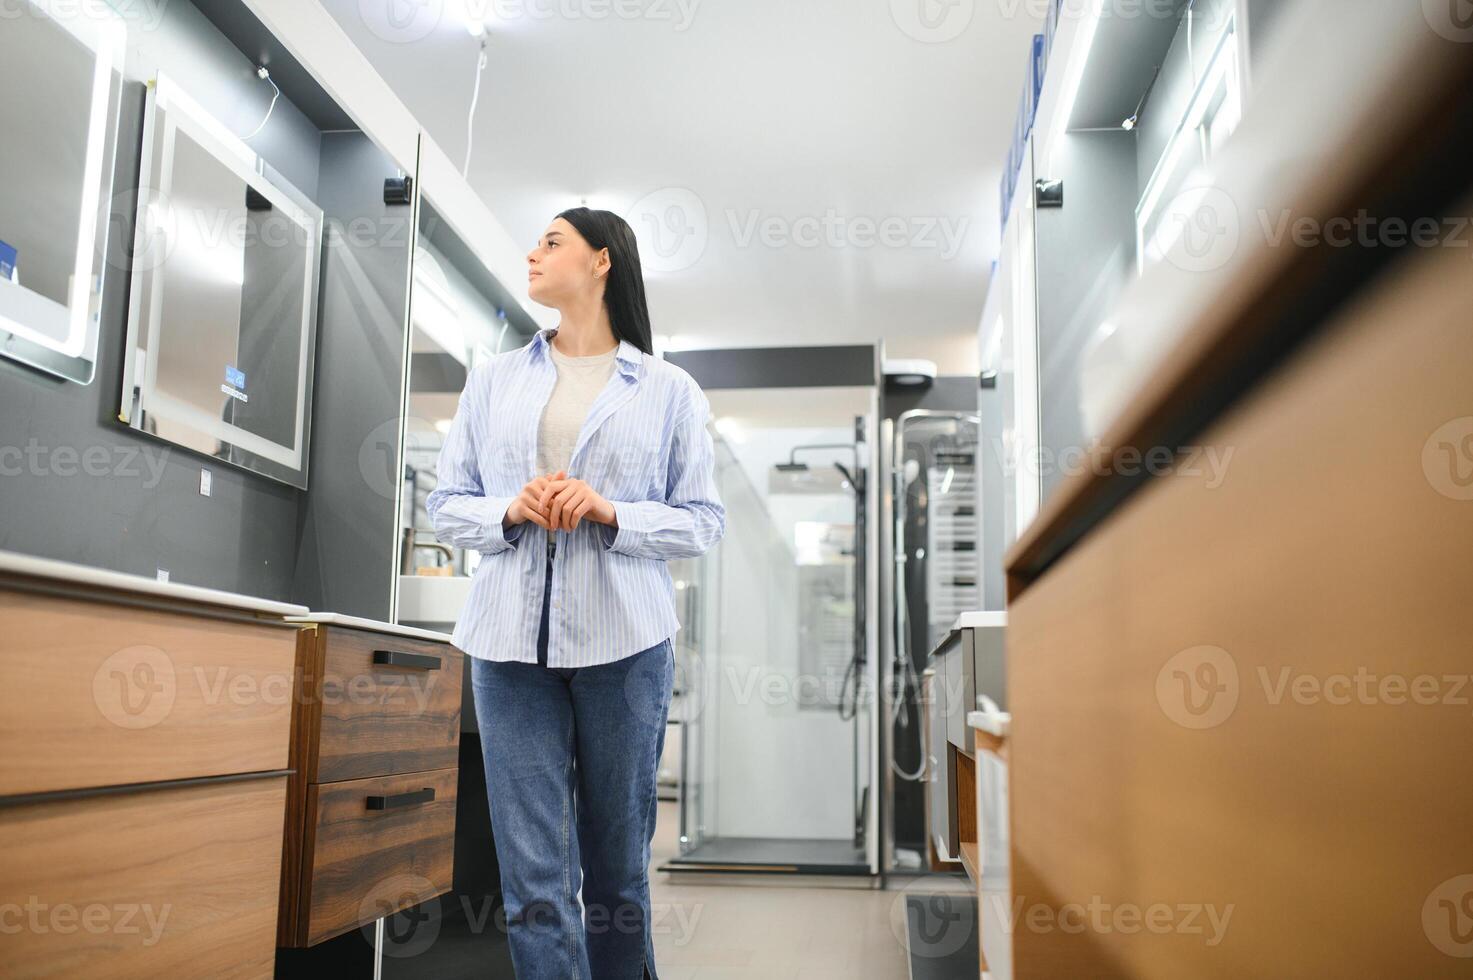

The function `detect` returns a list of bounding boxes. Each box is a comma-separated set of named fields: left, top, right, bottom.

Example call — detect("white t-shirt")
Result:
left=535, top=341, right=618, bottom=475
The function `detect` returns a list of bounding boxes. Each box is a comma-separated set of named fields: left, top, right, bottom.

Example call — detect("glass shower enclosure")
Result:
left=661, top=382, right=880, bottom=877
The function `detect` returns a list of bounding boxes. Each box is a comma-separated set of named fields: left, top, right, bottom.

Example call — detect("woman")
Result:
left=426, top=207, right=725, bottom=979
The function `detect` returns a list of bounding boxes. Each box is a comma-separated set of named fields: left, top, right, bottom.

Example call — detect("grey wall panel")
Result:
left=0, top=2, right=321, bottom=600
left=1033, top=131, right=1139, bottom=505
left=124, top=0, right=322, bottom=199
left=976, top=385, right=1006, bottom=611
left=289, top=132, right=414, bottom=620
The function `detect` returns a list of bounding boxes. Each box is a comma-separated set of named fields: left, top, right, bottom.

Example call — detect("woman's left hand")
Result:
left=539, top=476, right=617, bottom=531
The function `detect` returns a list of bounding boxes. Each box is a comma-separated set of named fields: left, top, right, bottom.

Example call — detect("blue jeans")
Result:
left=472, top=554, right=673, bottom=979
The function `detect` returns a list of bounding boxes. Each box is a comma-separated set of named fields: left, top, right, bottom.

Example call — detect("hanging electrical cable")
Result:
left=241, top=66, right=280, bottom=142
left=463, top=38, right=489, bottom=178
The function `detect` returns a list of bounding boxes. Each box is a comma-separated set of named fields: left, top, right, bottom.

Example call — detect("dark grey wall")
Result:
left=0, top=1, right=320, bottom=599
left=289, top=132, right=415, bottom=620
left=667, top=345, right=877, bottom=389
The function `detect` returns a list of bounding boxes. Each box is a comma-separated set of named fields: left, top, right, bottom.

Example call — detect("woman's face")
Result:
left=527, top=217, right=609, bottom=307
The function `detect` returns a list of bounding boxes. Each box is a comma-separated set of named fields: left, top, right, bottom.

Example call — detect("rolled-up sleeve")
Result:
left=600, top=381, right=725, bottom=561
left=426, top=364, right=524, bottom=554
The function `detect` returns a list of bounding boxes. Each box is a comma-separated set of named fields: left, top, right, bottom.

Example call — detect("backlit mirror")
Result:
left=0, top=1, right=125, bottom=383
left=120, top=74, right=323, bottom=488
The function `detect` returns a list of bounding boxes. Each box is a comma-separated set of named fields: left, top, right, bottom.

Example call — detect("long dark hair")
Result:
left=555, top=207, right=654, bottom=356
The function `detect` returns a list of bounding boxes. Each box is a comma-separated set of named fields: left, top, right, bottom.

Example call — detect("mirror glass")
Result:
left=121, top=74, right=323, bottom=488
left=1137, top=22, right=1243, bottom=273
left=0, top=2, right=124, bottom=383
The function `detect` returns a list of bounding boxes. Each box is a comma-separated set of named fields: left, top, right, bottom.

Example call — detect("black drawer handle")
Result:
left=366, top=788, right=435, bottom=811
left=372, top=649, right=442, bottom=670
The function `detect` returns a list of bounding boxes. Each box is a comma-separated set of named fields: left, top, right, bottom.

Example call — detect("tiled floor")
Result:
left=647, top=800, right=971, bottom=979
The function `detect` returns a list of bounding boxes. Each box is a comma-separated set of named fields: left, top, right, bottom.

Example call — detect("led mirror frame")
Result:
left=119, top=73, right=324, bottom=489
left=1135, top=21, right=1244, bottom=274
left=0, top=2, right=125, bottom=383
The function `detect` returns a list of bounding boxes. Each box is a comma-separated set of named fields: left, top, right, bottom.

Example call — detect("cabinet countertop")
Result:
left=952, top=611, right=1007, bottom=632
left=0, top=549, right=310, bottom=618
left=284, top=613, right=453, bottom=645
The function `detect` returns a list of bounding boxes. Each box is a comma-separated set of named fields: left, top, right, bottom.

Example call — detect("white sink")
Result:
left=397, top=575, right=473, bottom=628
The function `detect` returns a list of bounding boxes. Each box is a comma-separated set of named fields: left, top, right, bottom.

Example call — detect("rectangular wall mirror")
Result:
left=120, top=73, right=323, bottom=488
left=0, top=1, right=125, bottom=383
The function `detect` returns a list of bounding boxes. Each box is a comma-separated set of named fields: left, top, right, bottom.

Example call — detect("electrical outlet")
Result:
left=200, top=468, right=212, bottom=497
left=156, top=569, right=170, bottom=583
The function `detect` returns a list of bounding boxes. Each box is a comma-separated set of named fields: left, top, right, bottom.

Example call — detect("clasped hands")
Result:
left=504, top=470, right=617, bottom=532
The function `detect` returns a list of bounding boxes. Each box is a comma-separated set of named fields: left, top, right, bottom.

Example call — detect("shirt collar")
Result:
left=533, top=326, right=641, bottom=376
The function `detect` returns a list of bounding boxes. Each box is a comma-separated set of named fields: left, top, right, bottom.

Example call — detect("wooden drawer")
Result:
left=297, top=625, right=462, bottom=784
left=0, top=775, right=287, bottom=978
left=1008, top=223, right=1473, bottom=975
left=0, top=590, right=297, bottom=796
left=291, top=767, right=457, bottom=947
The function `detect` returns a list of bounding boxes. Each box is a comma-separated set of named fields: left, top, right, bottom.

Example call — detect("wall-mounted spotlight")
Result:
left=884, top=358, right=937, bottom=388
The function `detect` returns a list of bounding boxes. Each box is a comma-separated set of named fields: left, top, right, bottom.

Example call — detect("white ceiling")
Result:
left=321, top=0, right=1044, bottom=373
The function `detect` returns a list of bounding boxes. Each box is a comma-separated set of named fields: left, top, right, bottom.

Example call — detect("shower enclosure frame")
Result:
left=658, top=344, right=885, bottom=881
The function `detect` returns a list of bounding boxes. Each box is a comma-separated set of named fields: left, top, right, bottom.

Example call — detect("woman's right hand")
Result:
left=504, top=471, right=567, bottom=530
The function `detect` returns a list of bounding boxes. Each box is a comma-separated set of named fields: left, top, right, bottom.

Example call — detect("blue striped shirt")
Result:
left=426, top=327, right=726, bottom=666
